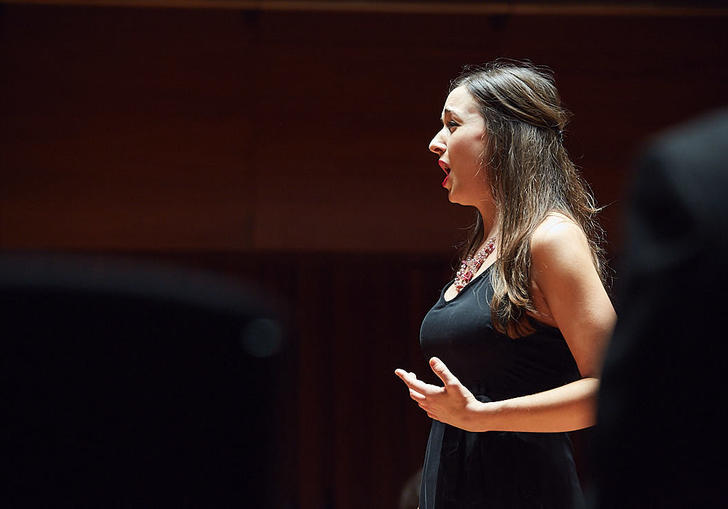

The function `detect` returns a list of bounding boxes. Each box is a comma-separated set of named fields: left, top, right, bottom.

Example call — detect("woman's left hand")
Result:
left=395, top=357, right=489, bottom=432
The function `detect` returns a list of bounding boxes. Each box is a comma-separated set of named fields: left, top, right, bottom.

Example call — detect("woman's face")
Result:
left=429, top=85, right=492, bottom=208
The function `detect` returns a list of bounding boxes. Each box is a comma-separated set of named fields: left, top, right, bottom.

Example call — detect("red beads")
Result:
left=454, top=238, right=496, bottom=293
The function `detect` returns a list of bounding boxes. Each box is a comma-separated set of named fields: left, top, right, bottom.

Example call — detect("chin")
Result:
left=446, top=191, right=464, bottom=206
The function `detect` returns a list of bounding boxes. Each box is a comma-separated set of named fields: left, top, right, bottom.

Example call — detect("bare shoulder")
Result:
left=530, top=214, right=614, bottom=377
left=527, top=213, right=595, bottom=326
left=530, top=212, right=591, bottom=268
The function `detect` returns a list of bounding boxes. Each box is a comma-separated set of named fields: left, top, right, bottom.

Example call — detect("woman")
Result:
left=395, top=60, right=616, bottom=508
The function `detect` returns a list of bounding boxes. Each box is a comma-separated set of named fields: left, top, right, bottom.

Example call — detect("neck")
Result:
left=477, top=202, right=499, bottom=244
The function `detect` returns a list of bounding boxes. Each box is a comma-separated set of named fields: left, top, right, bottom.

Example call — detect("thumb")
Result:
left=429, top=357, right=459, bottom=387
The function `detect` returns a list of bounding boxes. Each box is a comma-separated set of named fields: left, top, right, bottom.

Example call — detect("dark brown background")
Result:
left=2, top=2, right=727, bottom=507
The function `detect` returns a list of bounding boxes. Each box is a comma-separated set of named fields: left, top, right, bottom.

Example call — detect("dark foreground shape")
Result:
left=2, top=254, right=286, bottom=508
left=591, top=109, right=728, bottom=508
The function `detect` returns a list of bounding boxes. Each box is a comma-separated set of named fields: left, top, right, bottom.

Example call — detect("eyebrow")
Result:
left=440, top=108, right=458, bottom=123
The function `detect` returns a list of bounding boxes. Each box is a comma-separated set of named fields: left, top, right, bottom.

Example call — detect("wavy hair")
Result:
left=450, top=59, right=606, bottom=338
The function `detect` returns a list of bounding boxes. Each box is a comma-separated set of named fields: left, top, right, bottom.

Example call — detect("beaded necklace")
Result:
left=454, top=237, right=496, bottom=292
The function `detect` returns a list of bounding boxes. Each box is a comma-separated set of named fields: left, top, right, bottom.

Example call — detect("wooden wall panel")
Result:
left=3, top=6, right=726, bottom=253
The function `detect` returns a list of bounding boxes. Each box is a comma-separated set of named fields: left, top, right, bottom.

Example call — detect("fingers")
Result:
left=395, top=368, right=441, bottom=422
left=394, top=369, right=416, bottom=380
left=409, top=389, right=425, bottom=402
left=394, top=368, right=436, bottom=395
left=429, top=357, right=459, bottom=387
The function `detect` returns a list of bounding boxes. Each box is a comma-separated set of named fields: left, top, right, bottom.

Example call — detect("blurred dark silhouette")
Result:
left=398, top=468, right=422, bottom=509
left=1, top=254, right=286, bottom=507
left=591, top=109, right=728, bottom=508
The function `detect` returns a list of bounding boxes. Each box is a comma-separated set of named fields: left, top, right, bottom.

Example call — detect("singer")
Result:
left=395, top=60, right=615, bottom=508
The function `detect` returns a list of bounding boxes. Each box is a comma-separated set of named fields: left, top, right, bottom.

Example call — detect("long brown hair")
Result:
left=451, top=59, right=606, bottom=338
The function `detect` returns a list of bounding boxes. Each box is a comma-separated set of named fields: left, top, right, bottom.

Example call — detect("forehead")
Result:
left=442, top=85, right=480, bottom=118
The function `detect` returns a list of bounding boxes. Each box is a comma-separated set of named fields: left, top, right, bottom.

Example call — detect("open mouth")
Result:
left=438, top=160, right=451, bottom=187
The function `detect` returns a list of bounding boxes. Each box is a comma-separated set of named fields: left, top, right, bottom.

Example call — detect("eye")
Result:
left=446, top=120, right=460, bottom=132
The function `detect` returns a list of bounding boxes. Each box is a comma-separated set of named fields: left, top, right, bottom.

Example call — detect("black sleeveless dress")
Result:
left=419, top=265, right=585, bottom=509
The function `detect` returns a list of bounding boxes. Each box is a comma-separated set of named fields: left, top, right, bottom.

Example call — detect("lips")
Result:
left=438, top=160, right=451, bottom=188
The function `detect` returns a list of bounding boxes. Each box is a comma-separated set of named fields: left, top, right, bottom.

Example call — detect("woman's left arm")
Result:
left=395, top=219, right=616, bottom=433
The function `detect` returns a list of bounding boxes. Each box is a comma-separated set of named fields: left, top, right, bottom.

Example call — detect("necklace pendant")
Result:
left=453, top=237, right=496, bottom=293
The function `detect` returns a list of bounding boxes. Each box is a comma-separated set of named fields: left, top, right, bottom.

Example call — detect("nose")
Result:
left=429, top=129, right=446, bottom=156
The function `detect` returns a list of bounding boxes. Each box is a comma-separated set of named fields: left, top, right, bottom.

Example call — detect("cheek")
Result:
left=451, top=145, right=483, bottom=180
left=466, top=134, right=485, bottom=162
left=451, top=131, right=484, bottom=163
